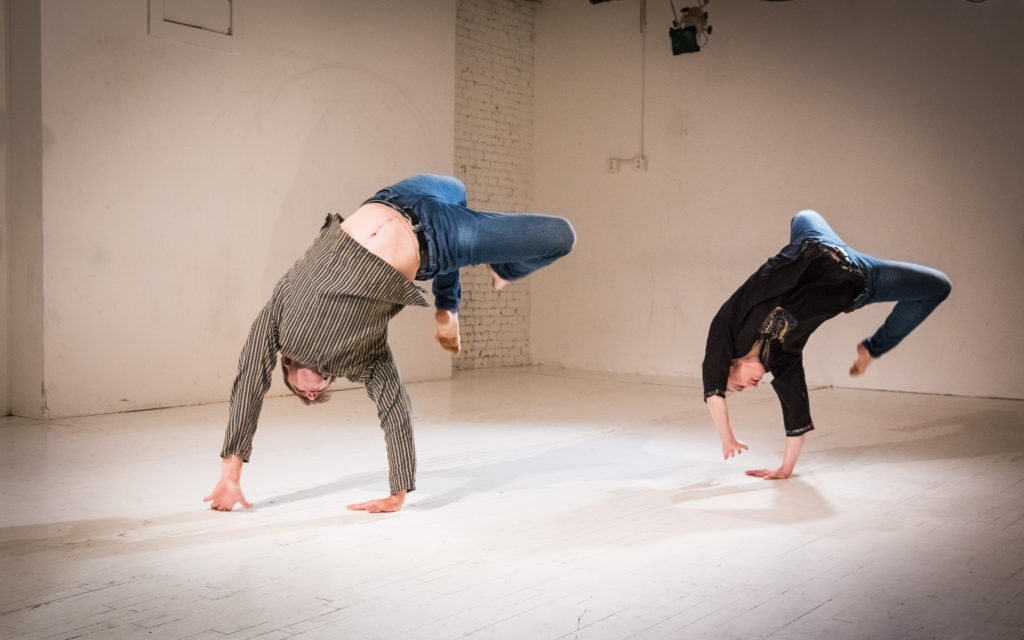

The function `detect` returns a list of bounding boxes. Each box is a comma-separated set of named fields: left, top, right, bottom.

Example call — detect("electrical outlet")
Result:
left=606, top=158, right=620, bottom=173
left=632, top=156, right=648, bottom=171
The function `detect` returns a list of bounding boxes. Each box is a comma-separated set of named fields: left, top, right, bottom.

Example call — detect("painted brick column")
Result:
left=453, top=0, right=536, bottom=369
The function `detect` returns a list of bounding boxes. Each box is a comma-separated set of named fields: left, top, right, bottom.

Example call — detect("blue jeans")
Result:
left=365, top=174, right=576, bottom=311
left=789, top=210, right=951, bottom=357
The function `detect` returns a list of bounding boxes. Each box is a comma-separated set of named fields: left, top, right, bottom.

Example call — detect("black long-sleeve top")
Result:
left=220, top=214, right=429, bottom=494
left=702, top=239, right=866, bottom=436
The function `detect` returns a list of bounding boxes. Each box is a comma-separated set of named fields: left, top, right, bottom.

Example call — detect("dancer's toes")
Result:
left=489, top=266, right=510, bottom=292
left=849, top=342, right=873, bottom=377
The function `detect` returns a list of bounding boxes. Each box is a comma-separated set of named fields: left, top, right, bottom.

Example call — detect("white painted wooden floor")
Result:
left=1, top=367, right=1022, bottom=640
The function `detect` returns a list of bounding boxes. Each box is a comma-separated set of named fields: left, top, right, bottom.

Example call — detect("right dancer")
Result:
left=702, top=210, right=951, bottom=479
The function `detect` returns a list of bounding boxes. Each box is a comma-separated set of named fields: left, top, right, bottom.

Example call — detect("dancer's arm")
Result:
left=208, top=300, right=278, bottom=511
left=703, top=298, right=748, bottom=461
left=706, top=395, right=748, bottom=460
left=348, top=350, right=416, bottom=513
left=747, top=352, right=811, bottom=480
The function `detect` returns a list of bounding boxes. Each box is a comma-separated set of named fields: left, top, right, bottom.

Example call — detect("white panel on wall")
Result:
left=161, top=0, right=232, bottom=33
left=149, top=0, right=238, bottom=51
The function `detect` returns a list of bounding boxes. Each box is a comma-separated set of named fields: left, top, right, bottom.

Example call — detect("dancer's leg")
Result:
left=849, top=255, right=951, bottom=374
left=364, top=175, right=467, bottom=312
left=860, top=258, right=951, bottom=356
left=474, top=212, right=577, bottom=282
left=426, top=204, right=576, bottom=311
left=786, top=210, right=950, bottom=373
left=369, top=174, right=575, bottom=353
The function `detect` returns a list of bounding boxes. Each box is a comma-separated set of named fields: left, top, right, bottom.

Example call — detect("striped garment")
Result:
left=220, top=214, right=429, bottom=494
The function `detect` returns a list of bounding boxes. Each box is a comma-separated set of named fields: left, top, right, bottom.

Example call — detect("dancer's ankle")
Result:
left=489, top=266, right=510, bottom=291
left=435, top=308, right=457, bottom=322
left=849, top=342, right=874, bottom=377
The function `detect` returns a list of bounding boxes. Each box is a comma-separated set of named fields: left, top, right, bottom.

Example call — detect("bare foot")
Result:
left=849, top=342, right=873, bottom=377
left=489, top=266, right=510, bottom=292
left=434, top=309, right=461, bottom=355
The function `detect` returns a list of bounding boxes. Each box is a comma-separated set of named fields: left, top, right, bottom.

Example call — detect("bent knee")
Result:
left=935, top=272, right=952, bottom=302
left=445, top=175, right=467, bottom=193
left=791, top=209, right=823, bottom=226
left=552, top=218, right=577, bottom=256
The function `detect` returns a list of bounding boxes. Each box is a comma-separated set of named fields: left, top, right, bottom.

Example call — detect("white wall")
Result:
left=14, top=0, right=455, bottom=418
left=8, top=0, right=1021, bottom=419
left=532, top=0, right=1024, bottom=400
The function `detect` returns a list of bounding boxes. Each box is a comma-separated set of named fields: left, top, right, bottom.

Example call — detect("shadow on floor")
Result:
left=811, top=408, right=1024, bottom=464
left=3, top=408, right=1019, bottom=560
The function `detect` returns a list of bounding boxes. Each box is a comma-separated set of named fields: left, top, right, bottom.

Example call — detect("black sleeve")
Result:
left=768, top=351, right=815, bottom=436
left=702, top=299, right=735, bottom=401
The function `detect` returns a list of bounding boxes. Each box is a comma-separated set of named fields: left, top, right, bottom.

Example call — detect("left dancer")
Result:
left=702, top=210, right=950, bottom=479
left=205, top=174, right=575, bottom=513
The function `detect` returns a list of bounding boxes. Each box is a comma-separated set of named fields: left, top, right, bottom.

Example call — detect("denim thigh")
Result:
left=854, top=253, right=951, bottom=306
left=416, top=200, right=575, bottom=278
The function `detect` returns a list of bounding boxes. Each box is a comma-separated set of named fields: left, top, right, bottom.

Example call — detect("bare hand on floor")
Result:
left=204, top=478, right=253, bottom=511
left=745, top=468, right=791, bottom=480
